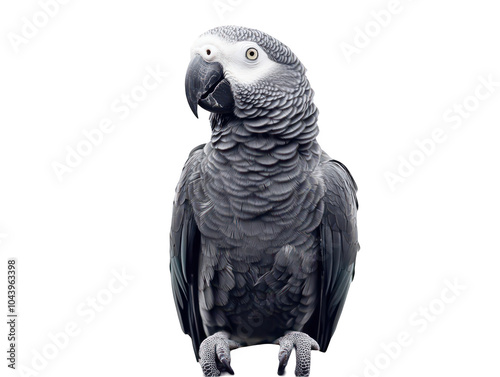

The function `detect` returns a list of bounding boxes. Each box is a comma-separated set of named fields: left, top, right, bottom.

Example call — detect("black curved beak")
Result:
left=185, top=55, right=234, bottom=118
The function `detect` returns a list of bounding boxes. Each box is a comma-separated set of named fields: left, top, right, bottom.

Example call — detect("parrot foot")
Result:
left=199, top=332, right=240, bottom=377
left=275, top=332, right=320, bottom=377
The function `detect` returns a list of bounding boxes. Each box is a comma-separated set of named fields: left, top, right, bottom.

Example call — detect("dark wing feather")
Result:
left=170, top=144, right=206, bottom=360
left=305, top=158, right=359, bottom=351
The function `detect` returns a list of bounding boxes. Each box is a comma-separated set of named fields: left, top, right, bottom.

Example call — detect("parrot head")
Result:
left=185, top=26, right=309, bottom=120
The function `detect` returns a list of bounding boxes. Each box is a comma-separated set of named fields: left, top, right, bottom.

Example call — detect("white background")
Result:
left=1, top=0, right=499, bottom=376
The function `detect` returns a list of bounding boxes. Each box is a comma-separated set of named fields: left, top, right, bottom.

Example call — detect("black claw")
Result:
left=278, top=365, right=286, bottom=376
left=221, top=358, right=234, bottom=375
left=278, top=354, right=289, bottom=376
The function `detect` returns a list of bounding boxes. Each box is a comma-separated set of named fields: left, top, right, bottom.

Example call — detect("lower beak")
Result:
left=185, top=55, right=234, bottom=118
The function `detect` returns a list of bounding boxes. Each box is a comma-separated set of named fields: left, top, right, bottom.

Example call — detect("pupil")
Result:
left=206, top=49, right=211, bottom=55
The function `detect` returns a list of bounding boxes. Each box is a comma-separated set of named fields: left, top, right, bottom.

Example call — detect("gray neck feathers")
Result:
left=209, top=72, right=320, bottom=170
left=206, top=101, right=320, bottom=204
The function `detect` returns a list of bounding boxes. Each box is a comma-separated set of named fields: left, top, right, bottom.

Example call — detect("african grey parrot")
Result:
left=170, top=26, right=359, bottom=377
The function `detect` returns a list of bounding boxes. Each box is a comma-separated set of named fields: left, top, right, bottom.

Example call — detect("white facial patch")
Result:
left=190, top=34, right=281, bottom=86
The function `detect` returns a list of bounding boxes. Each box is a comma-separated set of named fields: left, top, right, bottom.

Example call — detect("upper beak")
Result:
left=185, top=54, right=234, bottom=118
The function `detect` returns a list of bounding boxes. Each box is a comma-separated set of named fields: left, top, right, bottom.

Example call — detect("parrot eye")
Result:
left=246, top=48, right=258, bottom=60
